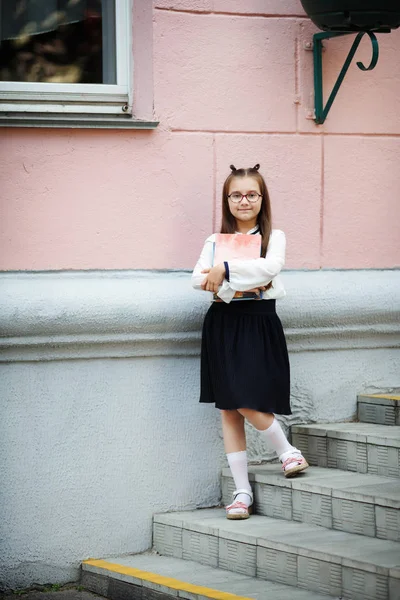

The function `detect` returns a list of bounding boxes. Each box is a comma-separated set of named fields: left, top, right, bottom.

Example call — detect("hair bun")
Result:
left=253, top=163, right=260, bottom=171
left=229, top=164, right=237, bottom=172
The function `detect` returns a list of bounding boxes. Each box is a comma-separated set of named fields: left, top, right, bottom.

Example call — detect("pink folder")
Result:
left=213, top=234, right=262, bottom=300
left=213, top=233, right=261, bottom=264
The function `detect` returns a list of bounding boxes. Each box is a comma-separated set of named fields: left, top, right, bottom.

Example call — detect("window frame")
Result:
left=0, top=0, right=158, bottom=128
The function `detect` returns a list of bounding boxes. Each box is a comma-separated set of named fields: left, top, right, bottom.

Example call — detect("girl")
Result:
left=191, top=164, right=308, bottom=520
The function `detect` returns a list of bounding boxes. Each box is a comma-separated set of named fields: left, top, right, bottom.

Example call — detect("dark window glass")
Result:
left=0, top=0, right=116, bottom=84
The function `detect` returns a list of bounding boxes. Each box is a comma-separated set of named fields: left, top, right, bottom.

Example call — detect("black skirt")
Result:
left=200, top=299, right=291, bottom=414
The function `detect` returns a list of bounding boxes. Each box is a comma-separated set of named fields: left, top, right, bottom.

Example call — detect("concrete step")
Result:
left=81, top=552, right=337, bottom=600
left=221, top=465, right=400, bottom=541
left=153, top=508, right=400, bottom=600
left=358, top=394, right=400, bottom=426
left=291, top=422, right=400, bottom=478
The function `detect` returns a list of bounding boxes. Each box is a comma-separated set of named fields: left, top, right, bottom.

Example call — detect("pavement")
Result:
left=0, top=587, right=104, bottom=600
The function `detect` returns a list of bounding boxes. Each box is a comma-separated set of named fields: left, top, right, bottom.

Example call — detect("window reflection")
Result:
left=0, top=0, right=116, bottom=84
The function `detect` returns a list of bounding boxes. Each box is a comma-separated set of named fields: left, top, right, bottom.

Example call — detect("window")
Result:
left=0, top=0, right=157, bottom=128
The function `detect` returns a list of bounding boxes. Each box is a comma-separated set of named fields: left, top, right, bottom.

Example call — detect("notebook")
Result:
left=213, top=233, right=262, bottom=301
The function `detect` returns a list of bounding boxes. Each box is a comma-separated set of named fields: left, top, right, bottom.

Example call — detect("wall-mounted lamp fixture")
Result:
left=300, top=1, right=400, bottom=123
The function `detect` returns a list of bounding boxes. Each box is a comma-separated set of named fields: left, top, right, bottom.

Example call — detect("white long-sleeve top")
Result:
left=191, top=226, right=286, bottom=303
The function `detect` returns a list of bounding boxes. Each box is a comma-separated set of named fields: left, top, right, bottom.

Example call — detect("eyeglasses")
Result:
left=227, top=192, right=261, bottom=203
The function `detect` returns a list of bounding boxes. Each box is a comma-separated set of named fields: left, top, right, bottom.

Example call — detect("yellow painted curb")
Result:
left=360, top=394, right=400, bottom=401
left=83, top=559, right=254, bottom=600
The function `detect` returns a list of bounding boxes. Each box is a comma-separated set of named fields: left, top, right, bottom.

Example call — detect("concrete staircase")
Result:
left=81, top=393, right=400, bottom=600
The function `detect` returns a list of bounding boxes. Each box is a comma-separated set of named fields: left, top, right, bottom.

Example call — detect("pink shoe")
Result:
left=226, top=488, right=253, bottom=520
left=281, top=454, right=309, bottom=478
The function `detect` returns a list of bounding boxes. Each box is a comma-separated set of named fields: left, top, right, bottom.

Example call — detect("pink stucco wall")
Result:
left=1, top=0, right=399, bottom=271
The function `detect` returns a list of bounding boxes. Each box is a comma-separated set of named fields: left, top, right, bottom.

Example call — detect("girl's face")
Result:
left=227, top=176, right=262, bottom=228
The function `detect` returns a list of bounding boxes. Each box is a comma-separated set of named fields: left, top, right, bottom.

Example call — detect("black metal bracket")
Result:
left=312, top=29, right=390, bottom=124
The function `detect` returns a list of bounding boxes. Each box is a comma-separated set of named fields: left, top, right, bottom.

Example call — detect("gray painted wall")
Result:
left=0, top=270, right=399, bottom=590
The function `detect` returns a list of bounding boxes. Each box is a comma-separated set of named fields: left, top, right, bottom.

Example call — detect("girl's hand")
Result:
left=201, top=264, right=225, bottom=293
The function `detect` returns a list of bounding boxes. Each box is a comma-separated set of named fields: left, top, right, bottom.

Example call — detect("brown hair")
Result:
left=221, top=164, right=272, bottom=258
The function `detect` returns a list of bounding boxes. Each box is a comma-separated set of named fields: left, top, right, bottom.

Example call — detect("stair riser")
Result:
left=81, top=571, right=145, bottom=600
left=81, top=569, right=179, bottom=600
left=153, top=522, right=397, bottom=600
left=221, top=476, right=400, bottom=542
left=358, top=403, right=399, bottom=426
left=292, top=433, right=400, bottom=478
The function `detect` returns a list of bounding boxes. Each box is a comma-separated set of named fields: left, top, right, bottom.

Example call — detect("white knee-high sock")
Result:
left=258, top=416, right=299, bottom=461
left=226, top=450, right=252, bottom=506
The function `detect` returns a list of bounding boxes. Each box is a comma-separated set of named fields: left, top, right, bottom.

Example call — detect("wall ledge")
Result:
left=0, top=269, right=399, bottom=361
left=0, top=114, right=159, bottom=129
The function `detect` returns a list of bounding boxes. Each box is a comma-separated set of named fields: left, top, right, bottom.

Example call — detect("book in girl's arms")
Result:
left=213, top=233, right=262, bottom=301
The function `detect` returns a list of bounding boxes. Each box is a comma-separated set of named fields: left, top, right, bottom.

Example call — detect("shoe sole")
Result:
left=226, top=512, right=250, bottom=520
left=284, top=461, right=309, bottom=478
left=226, top=504, right=253, bottom=520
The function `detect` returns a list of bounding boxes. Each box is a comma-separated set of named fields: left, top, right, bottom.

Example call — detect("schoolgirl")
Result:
left=191, top=164, right=308, bottom=520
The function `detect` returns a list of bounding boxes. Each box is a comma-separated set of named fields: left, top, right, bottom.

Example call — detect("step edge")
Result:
left=358, top=394, right=400, bottom=403
left=82, top=555, right=347, bottom=599
left=291, top=425, right=400, bottom=447
left=82, top=558, right=254, bottom=600
left=154, top=512, right=400, bottom=572
left=221, top=472, right=400, bottom=507
left=291, top=422, right=400, bottom=430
